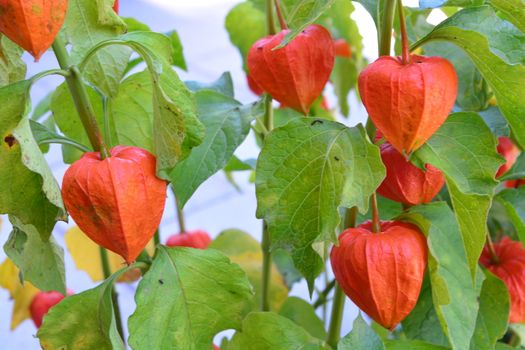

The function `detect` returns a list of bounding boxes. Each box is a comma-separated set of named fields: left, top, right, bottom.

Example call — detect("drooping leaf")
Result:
left=186, top=72, right=234, bottom=97
left=278, top=297, right=327, bottom=339
left=402, top=276, right=449, bottom=347
left=37, top=266, right=131, bottom=350
left=488, top=0, right=525, bottom=33
left=414, top=112, right=503, bottom=278
left=225, top=1, right=266, bottom=71
left=413, top=6, right=525, bottom=149
left=228, top=312, right=327, bottom=349
left=495, top=187, right=525, bottom=244
left=128, top=247, right=253, bottom=350
left=170, top=89, right=262, bottom=206
left=256, top=118, right=385, bottom=289
left=279, top=0, right=336, bottom=47
left=209, top=229, right=289, bottom=312
left=4, top=216, right=65, bottom=294
left=0, top=81, right=65, bottom=240
left=62, top=0, right=131, bottom=97
left=469, top=270, right=510, bottom=350
left=399, top=203, right=479, bottom=350
left=0, top=258, right=39, bottom=330
left=167, top=30, right=187, bottom=70
left=339, top=314, right=384, bottom=350
left=0, top=35, right=26, bottom=87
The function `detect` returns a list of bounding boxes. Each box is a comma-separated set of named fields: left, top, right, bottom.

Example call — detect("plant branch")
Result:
left=379, top=0, right=396, bottom=56
left=313, top=279, right=336, bottom=309
left=274, top=0, right=288, bottom=30
left=38, top=138, right=91, bottom=153
left=266, top=0, right=276, bottom=35
left=175, top=194, right=187, bottom=233
left=486, top=233, right=500, bottom=265
left=371, top=193, right=381, bottom=233
left=397, top=0, right=410, bottom=64
left=99, top=247, right=125, bottom=342
left=52, top=37, right=109, bottom=158
left=261, top=221, right=271, bottom=311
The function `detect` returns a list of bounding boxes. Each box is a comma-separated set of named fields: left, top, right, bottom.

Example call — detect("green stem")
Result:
left=154, top=229, right=161, bottom=246
left=99, top=247, right=125, bottom=342
left=263, top=94, right=274, bottom=134
left=378, top=0, right=396, bottom=56
left=29, top=69, right=70, bottom=84
left=38, top=138, right=91, bottom=153
left=266, top=0, right=276, bottom=35
left=371, top=193, right=381, bottom=233
left=52, top=37, right=110, bottom=159
left=397, top=0, right=410, bottom=64
left=486, top=233, right=500, bottom=265
left=313, top=279, right=336, bottom=309
left=175, top=195, right=186, bottom=233
left=274, top=0, right=288, bottom=30
left=327, top=285, right=345, bottom=348
left=261, top=221, right=271, bottom=311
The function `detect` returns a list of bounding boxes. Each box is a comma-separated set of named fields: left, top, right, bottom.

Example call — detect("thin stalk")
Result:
left=378, top=0, right=396, bottom=56
left=99, top=247, right=125, bottom=341
left=154, top=229, right=161, bottom=246
left=52, top=37, right=110, bottom=159
left=344, top=207, right=357, bottom=230
left=486, top=233, right=500, bottom=265
left=397, top=0, right=410, bottom=64
left=274, top=0, right=288, bottom=30
left=261, top=222, right=272, bottom=311
left=371, top=193, right=381, bottom=233
left=327, top=285, right=345, bottom=348
left=38, top=138, right=91, bottom=153
left=263, top=94, right=274, bottom=134
left=266, top=0, right=276, bottom=35
left=175, top=195, right=187, bottom=234
left=313, top=279, right=336, bottom=309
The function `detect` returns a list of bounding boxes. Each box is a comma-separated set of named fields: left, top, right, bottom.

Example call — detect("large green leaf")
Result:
left=4, top=216, right=65, bottom=294
left=225, top=1, right=266, bottom=71
left=414, top=112, right=503, bottom=278
left=170, top=89, right=262, bottom=206
left=469, top=270, right=510, bottom=350
left=0, top=35, right=26, bottom=87
left=399, top=203, right=479, bottom=350
left=62, top=0, right=130, bottom=97
left=339, top=314, right=384, bottom=350
left=402, top=277, right=449, bottom=347
left=209, top=229, right=289, bottom=312
left=227, top=312, right=327, bottom=349
left=128, top=247, right=253, bottom=350
left=413, top=6, right=525, bottom=149
left=255, top=118, right=385, bottom=288
left=495, top=187, right=525, bottom=244
left=0, top=81, right=65, bottom=240
left=37, top=265, right=130, bottom=350
left=384, top=340, right=451, bottom=350
left=279, top=297, right=326, bottom=339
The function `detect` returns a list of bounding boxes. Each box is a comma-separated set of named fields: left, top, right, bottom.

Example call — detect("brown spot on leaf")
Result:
left=4, top=134, right=16, bottom=148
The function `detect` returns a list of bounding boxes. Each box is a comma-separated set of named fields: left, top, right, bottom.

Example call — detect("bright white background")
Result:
left=0, top=0, right=439, bottom=348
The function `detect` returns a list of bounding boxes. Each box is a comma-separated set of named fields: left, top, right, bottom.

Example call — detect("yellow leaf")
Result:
left=0, top=258, right=39, bottom=329
left=65, top=226, right=154, bottom=282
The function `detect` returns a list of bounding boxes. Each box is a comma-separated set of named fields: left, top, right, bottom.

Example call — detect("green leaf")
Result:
left=487, top=0, right=525, bottom=33
left=167, top=30, right=187, bottom=70
left=171, top=89, right=261, bottom=206
left=30, top=120, right=90, bottom=153
left=0, top=81, right=66, bottom=240
left=384, top=340, right=451, bottom=350
left=128, top=246, right=253, bottom=350
left=272, top=249, right=303, bottom=287
left=37, top=265, right=131, bottom=350
left=280, top=0, right=336, bottom=46
left=209, top=229, right=289, bottom=312
left=339, top=314, right=385, bottom=350
left=469, top=270, right=510, bottom=350
left=399, top=203, right=479, bottom=350
left=402, top=276, right=449, bottom=347
left=186, top=72, right=235, bottom=98
left=224, top=156, right=256, bottom=172
left=330, top=57, right=357, bottom=117
left=62, top=0, right=131, bottom=97
left=495, top=187, right=525, bottom=244
left=478, top=107, right=510, bottom=138
left=255, top=118, right=385, bottom=288
left=225, top=1, right=267, bottom=71
left=356, top=194, right=403, bottom=226
left=414, top=112, right=503, bottom=278
left=413, top=6, right=525, bottom=149
left=228, top=312, right=327, bottom=349
left=500, top=152, right=525, bottom=181
left=0, top=35, right=26, bottom=87
left=4, top=216, right=65, bottom=294
left=32, top=92, right=53, bottom=121
left=279, top=297, right=327, bottom=339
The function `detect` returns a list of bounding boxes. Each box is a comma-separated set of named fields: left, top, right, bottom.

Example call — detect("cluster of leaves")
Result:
left=0, top=0, right=524, bottom=349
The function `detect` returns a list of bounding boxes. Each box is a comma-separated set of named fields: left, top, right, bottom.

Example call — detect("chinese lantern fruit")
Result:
left=496, top=136, right=520, bottom=178
left=113, top=0, right=119, bottom=13
left=247, top=72, right=264, bottom=96
left=480, top=237, right=525, bottom=323
left=334, top=38, right=352, bottom=59
left=0, top=0, right=68, bottom=61
left=377, top=142, right=445, bottom=205
left=166, top=230, right=212, bottom=249
left=330, top=220, right=428, bottom=330
left=62, top=146, right=167, bottom=264
left=30, top=290, right=72, bottom=328
left=358, top=55, right=457, bottom=154
left=247, top=24, right=335, bottom=115
left=505, top=179, right=525, bottom=188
